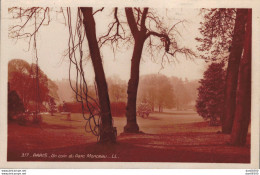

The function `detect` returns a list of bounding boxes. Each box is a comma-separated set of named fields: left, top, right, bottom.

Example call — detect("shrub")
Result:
left=196, top=62, right=226, bottom=126
left=60, top=101, right=126, bottom=117
left=62, top=102, right=98, bottom=113
left=110, top=102, right=126, bottom=117
left=8, top=88, right=25, bottom=121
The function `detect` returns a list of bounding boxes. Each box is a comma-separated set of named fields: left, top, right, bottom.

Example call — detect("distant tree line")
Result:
left=137, top=74, right=199, bottom=112
left=106, top=74, right=199, bottom=113
left=65, top=74, right=199, bottom=115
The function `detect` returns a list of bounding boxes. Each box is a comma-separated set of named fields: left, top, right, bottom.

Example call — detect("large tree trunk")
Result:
left=124, top=35, right=146, bottom=133
left=123, top=8, right=148, bottom=133
left=80, top=8, right=116, bottom=143
left=222, top=9, right=248, bottom=134
left=230, top=9, right=251, bottom=146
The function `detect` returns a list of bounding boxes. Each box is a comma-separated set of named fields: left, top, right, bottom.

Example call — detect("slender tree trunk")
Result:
left=230, top=9, right=251, bottom=146
left=80, top=8, right=116, bottom=143
left=222, top=9, right=248, bottom=134
left=124, top=35, right=146, bottom=133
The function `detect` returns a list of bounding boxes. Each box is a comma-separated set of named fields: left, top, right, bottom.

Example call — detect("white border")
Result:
left=1, top=0, right=259, bottom=169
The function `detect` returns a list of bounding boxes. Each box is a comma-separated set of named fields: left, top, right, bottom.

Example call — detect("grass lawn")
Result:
left=7, top=110, right=250, bottom=162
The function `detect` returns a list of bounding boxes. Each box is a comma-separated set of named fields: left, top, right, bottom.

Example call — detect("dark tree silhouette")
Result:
left=97, top=8, right=195, bottom=132
left=82, top=7, right=195, bottom=133
left=65, top=7, right=117, bottom=143
left=123, top=8, right=195, bottom=133
left=8, top=83, right=25, bottom=120
left=196, top=62, right=226, bottom=126
left=196, top=9, right=236, bottom=127
left=196, top=9, right=249, bottom=133
left=79, top=8, right=116, bottom=143
left=222, top=9, right=249, bottom=134
left=230, top=9, right=251, bottom=146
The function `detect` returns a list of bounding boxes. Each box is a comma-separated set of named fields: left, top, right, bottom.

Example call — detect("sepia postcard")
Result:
left=0, top=0, right=259, bottom=169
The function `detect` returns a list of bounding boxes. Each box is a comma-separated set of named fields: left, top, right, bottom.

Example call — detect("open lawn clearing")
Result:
left=8, top=110, right=250, bottom=162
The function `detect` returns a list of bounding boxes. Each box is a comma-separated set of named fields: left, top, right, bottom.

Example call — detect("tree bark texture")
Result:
left=124, top=35, right=146, bottom=133
left=222, top=9, right=248, bottom=134
left=80, top=8, right=116, bottom=143
left=230, top=9, right=251, bottom=146
left=124, top=8, right=148, bottom=133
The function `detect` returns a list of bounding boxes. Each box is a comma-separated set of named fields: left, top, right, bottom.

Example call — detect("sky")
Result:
left=7, top=8, right=207, bottom=83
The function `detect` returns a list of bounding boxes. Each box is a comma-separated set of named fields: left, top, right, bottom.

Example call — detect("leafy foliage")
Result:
left=196, top=9, right=236, bottom=61
left=196, top=62, right=226, bottom=125
left=8, top=83, right=25, bottom=120
left=8, top=59, right=59, bottom=111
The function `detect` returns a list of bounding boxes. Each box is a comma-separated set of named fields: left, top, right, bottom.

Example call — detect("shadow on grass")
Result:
left=152, top=111, right=198, bottom=116
left=7, top=141, right=250, bottom=163
left=7, top=132, right=250, bottom=163
left=13, top=122, right=76, bottom=130
left=41, top=123, right=76, bottom=130
left=139, top=116, right=160, bottom=120
left=59, top=118, right=83, bottom=122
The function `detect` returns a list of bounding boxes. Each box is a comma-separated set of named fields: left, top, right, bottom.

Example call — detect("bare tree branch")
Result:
left=140, top=8, right=148, bottom=31
left=9, top=7, right=103, bottom=139
left=93, top=7, right=104, bottom=16
left=98, top=7, right=127, bottom=49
